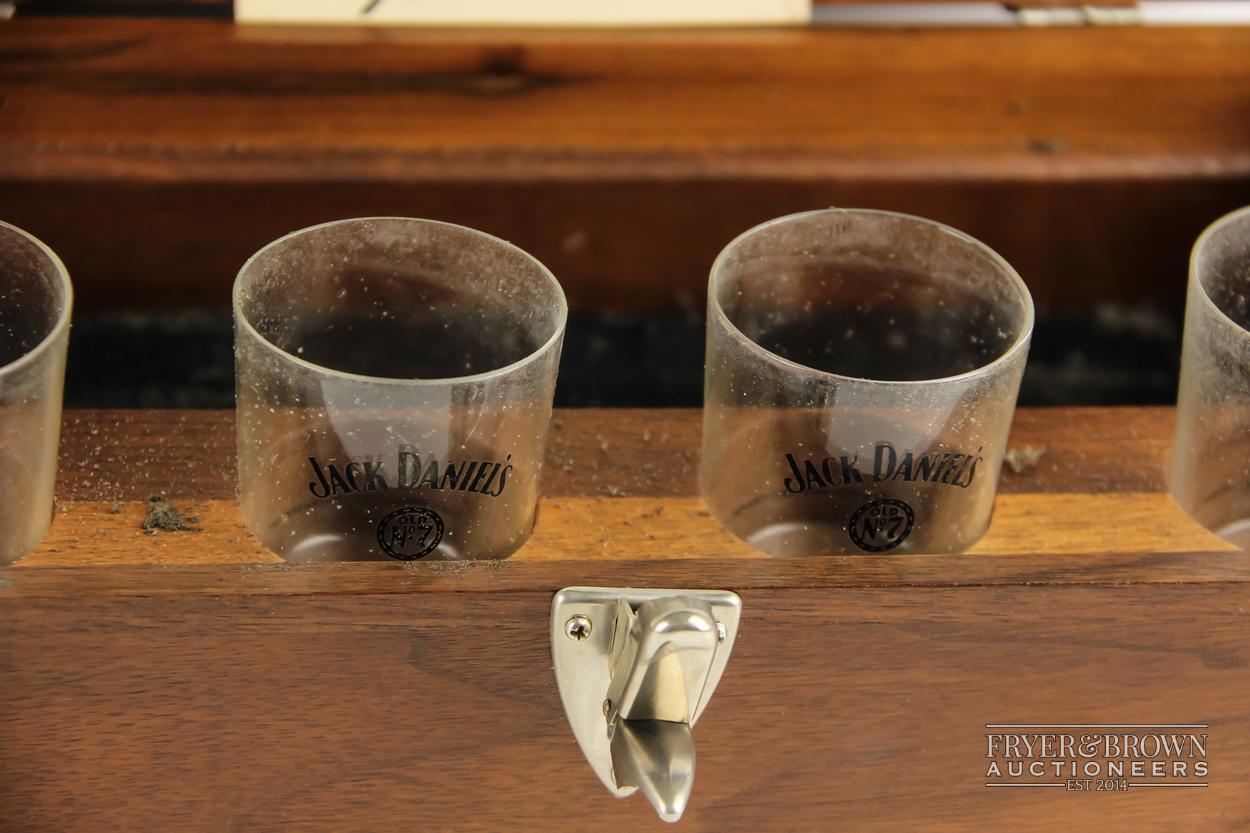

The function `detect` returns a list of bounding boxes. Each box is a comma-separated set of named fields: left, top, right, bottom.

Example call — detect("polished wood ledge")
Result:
left=2, top=407, right=1247, bottom=832
left=4, top=406, right=1236, bottom=576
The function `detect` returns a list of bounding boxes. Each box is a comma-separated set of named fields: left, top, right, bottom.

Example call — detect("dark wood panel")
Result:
left=4, top=21, right=1248, bottom=312
left=57, top=409, right=237, bottom=502
left=1000, top=406, right=1175, bottom=495
left=52, top=407, right=709, bottom=503
left=1, top=585, right=1245, bottom=831
left=5, top=179, right=1248, bottom=313
left=3, top=547, right=1250, bottom=600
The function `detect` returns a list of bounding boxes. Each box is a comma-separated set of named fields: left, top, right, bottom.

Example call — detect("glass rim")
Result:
left=708, top=208, right=1035, bottom=387
left=1191, top=203, right=1250, bottom=336
left=233, top=217, right=569, bottom=387
left=0, top=221, right=74, bottom=378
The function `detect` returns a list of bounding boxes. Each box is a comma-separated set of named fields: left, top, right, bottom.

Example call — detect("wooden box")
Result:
left=2, top=12, right=1250, bottom=831
left=2, top=406, right=1247, bottom=830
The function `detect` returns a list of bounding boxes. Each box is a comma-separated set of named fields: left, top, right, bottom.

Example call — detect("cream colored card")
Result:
left=235, top=0, right=812, bottom=26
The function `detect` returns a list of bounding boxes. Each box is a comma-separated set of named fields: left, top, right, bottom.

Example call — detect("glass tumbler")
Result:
left=235, top=218, right=566, bottom=562
left=702, top=209, right=1033, bottom=556
left=1172, top=205, right=1250, bottom=548
left=0, top=222, right=72, bottom=565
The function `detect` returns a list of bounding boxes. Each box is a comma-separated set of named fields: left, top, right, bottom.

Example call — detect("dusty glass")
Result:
left=0, top=223, right=72, bottom=565
left=1172, top=205, right=1250, bottom=548
left=235, top=218, right=566, bottom=562
left=702, top=209, right=1033, bottom=556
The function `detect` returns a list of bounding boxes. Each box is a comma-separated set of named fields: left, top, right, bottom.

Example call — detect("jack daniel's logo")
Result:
left=783, top=442, right=984, bottom=494
left=377, top=506, right=444, bottom=560
left=307, top=451, right=514, bottom=499
left=848, top=498, right=914, bottom=552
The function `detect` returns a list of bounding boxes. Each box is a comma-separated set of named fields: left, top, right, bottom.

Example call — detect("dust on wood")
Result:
left=142, top=495, right=203, bottom=532
left=403, top=560, right=511, bottom=574
left=1004, top=446, right=1047, bottom=473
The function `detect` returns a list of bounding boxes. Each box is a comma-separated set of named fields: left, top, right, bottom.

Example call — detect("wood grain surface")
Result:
left=6, top=21, right=1250, bottom=182
left=3, top=21, right=1249, bottom=312
left=3, top=411, right=1247, bottom=832
left=2, top=586, right=1247, bottom=831
left=12, top=179, right=1250, bottom=314
left=10, top=406, right=1224, bottom=569
left=6, top=490, right=1234, bottom=568
left=47, top=406, right=1177, bottom=504
left=8, top=179, right=1250, bottom=313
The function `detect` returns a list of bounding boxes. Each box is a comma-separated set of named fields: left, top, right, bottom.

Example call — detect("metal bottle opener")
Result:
left=550, top=587, right=742, bottom=823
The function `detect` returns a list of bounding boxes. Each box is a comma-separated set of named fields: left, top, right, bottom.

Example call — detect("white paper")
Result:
left=236, top=0, right=812, bottom=26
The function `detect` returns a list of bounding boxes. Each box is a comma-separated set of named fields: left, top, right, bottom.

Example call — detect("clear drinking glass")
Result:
left=0, top=222, right=72, bottom=565
left=702, top=209, right=1033, bottom=556
left=1172, top=205, right=1250, bottom=548
left=234, top=218, right=566, bottom=562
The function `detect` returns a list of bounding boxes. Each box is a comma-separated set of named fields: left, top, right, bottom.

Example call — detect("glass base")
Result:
left=1215, top=518, right=1250, bottom=551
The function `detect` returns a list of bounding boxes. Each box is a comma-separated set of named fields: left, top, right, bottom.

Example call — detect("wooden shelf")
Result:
left=3, top=407, right=1247, bottom=830
left=7, top=406, right=1234, bottom=568
left=3, top=19, right=1250, bottom=311
left=5, top=21, right=1250, bottom=181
